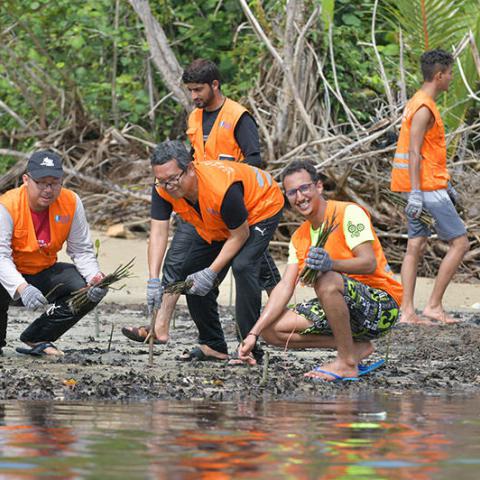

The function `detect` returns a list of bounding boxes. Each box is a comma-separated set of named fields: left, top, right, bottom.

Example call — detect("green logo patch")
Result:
left=347, top=221, right=365, bottom=238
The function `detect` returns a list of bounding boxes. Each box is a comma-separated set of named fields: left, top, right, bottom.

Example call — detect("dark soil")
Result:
left=1, top=304, right=479, bottom=401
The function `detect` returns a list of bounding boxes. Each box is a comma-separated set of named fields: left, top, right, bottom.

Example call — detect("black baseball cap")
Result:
left=27, top=150, right=64, bottom=180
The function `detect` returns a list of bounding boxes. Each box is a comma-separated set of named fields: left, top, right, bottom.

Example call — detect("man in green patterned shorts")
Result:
left=237, top=160, right=403, bottom=381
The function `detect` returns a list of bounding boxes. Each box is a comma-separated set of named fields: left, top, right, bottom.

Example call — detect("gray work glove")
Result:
left=447, top=181, right=459, bottom=205
left=20, top=285, right=48, bottom=311
left=306, top=247, right=333, bottom=272
left=186, top=268, right=217, bottom=296
left=405, top=189, right=423, bottom=219
left=86, top=285, right=108, bottom=303
left=146, top=278, right=163, bottom=314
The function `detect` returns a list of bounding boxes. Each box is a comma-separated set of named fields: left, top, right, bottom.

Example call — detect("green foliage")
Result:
left=1, top=0, right=475, bottom=156
left=383, top=0, right=470, bottom=52
left=0, top=0, right=263, bottom=151
left=321, top=0, right=336, bottom=29
left=324, top=0, right=405, bottom=122
left=153, top=0, right=264, bottom=100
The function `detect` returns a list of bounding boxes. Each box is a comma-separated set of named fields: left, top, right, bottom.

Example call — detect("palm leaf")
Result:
left=443, top=12, right=480, bottom=131
left=383, top=0, right=470, bottom=52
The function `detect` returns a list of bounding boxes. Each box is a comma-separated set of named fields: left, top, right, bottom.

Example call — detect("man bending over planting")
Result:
left=238, top=160, right=403, bottom=380
left=0, top=151, right=107, bottom=357
left=139, top=140, right=283, bottom=363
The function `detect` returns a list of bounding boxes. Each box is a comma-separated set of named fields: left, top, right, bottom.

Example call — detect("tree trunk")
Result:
left=128, top=0, right=191, bottom=111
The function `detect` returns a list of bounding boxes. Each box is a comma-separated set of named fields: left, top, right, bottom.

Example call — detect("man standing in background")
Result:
left=390, top=49, right=469, bottom=324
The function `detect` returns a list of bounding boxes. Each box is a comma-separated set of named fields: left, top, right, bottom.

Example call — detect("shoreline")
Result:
left=1, top=304, right=479, bottom=402
left=59, top=230, right=480, bottom=312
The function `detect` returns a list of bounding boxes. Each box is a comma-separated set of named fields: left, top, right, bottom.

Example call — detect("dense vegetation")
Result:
left=3, top=0, right=477, bottom=172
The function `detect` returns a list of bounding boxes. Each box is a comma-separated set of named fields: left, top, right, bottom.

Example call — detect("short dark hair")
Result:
left=151, top=140, right=191, bottom=171
left=420, top=49, right=454, bottom=81
left=182, top=59, right=221, bottom=86
left=281, top=160, right=319, bottom=184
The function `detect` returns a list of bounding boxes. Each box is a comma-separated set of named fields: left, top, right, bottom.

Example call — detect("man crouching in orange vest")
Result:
left=390, top=49, right=469, bottom=324
left=0, top=151, right=107, bottom=357
left=146, top=140, right=284, bottom=363
left=237, top=160, right=403, bottom=380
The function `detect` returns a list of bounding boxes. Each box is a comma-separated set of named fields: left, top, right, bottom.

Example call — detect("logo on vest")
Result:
left=55, top=214, right=71, bottom=224
left=219, top=120, right=232, bottom=129
left=40, top=157, right=55, bottom=167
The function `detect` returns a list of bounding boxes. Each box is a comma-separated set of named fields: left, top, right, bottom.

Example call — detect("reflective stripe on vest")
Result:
left=390, top=90, right=449, bottom=192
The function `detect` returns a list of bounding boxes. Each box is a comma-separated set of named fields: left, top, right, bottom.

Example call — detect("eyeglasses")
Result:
left=285, top=182, right=315, bottom=199
left=27, top=174, right=63, bottom=191
left=154, top=171, right=185, bottom=189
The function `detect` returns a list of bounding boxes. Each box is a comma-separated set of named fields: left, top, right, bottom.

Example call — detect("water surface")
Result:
left=1, top=393, right=479, bottom=479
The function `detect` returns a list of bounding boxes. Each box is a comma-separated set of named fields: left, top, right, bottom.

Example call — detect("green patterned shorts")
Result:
left=292, top=275, right=399, bottom=341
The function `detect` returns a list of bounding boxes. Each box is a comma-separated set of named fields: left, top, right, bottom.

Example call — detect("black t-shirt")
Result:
left=151, top=182, right=248, bottom=230
left=199, top=107, right=262, bottom=168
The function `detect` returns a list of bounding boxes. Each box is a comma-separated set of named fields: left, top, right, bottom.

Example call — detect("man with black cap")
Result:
left=0, top=150, right=108, bottom=356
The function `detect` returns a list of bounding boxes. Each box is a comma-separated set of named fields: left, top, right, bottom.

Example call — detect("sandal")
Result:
left=121, top=326, right=165, bottom=344
left=16, top=342, right=64, bottom=357
left=178, top=346, right=226, bottom=362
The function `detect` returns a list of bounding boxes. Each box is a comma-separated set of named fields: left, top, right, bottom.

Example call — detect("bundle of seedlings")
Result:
left=383, top=190, right=435, bottom=228
left=164, top=279, right=193, bottom=295
left=299, top=211, right=338, bottom=286
left=68, top=258, right=135, bottom=314
left=164, top=277, right=222, bottom=295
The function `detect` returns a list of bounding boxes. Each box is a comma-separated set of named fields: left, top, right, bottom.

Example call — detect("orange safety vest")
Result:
left=390, top=90, right=449, bottom=192
left=0, top=185, right=76, bottom=274
left=291, top=200, right=403, bottom=305
left=157, top=161, right=284, bottom=243
left=186, top=97, right=247, bottom=162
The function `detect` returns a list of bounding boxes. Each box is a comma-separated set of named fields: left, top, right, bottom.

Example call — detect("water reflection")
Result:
left=0, top=394, right=479, bottom=479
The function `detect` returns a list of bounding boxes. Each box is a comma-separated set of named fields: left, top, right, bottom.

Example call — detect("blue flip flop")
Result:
left=358, top=359, right=385, bottom=376
left=311, top=367, right=359, bottom=382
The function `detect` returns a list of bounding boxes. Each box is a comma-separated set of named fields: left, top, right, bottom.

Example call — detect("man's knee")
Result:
left=314, top=271, right=343, bottom=299
left=406, top=237, right=427, bottom=257
left=232, top=256, right=256, bottom=279
left=450, top=234, right=469, bottom=256
left=261, top=324, right=284, bottom=346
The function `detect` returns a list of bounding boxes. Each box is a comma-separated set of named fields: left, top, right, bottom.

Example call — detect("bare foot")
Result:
left=43, top=346, right=64, bottom=356
left=199, top=345, right=229, bottom=360
left=354, top=341, right=374, bottom=363
left=153, top=323, right=170, bottom=344
left=422, top=306, right=459, bottom=324
left=304, top=359, right=358, bottom=381
left=399, top=311, right=432, bottom=324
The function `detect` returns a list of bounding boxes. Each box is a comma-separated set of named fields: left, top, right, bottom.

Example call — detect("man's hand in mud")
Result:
left=238, top=333, right=258, bottom=366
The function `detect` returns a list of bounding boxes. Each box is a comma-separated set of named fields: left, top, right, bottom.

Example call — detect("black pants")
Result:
left=0, top=262, right=98, bottom=348
left=178, top=212, right=281, bottom=356
left=162, top=217, right=280, bottom=290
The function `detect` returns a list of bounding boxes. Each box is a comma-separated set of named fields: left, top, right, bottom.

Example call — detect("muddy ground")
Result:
left=1, top=304, right=479, bottom=401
